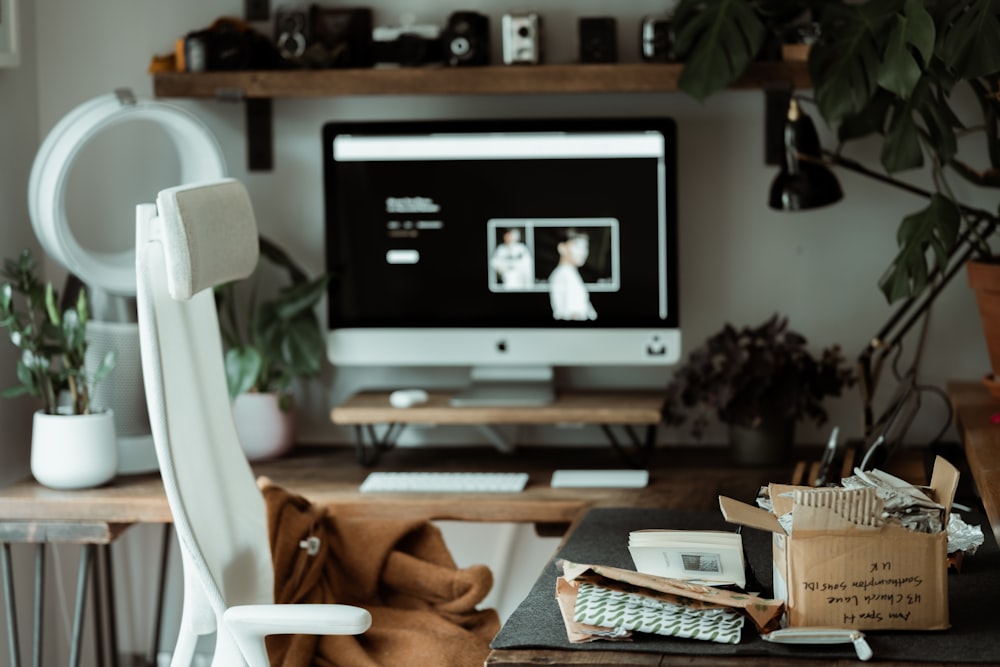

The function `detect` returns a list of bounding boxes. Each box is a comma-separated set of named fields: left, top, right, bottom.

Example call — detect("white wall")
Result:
left=29, top=0, right=992, bottom=452
left=1, top=0, right=994, bottom=663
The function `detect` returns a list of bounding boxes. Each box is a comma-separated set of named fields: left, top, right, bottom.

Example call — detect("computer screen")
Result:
left=322, top=117, right=680, bottom=405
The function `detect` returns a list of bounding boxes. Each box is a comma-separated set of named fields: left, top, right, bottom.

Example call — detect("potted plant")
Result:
left=216, top=236, right=329, bottom=460
left=0, top=249, right=118, bottom=489
left=670, top=1, right=1000, bottom=381
left=662, top=314, right=855, bottom=465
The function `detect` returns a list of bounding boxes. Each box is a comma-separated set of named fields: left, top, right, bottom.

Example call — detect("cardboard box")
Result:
left=720, top=456, right=959, bottom=631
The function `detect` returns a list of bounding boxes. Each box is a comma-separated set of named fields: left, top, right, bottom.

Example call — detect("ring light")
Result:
left=28, top=90, right=226, bottom=295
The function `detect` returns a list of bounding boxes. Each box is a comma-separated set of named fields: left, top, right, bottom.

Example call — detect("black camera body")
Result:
left=303, top=6, right=375, bottom=68
left=373, top=24, right=444, bottom=67
left=442, top=11, right=490, bottom=66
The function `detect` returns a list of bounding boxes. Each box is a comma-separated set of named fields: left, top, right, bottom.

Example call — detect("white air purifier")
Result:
left=28, top=89, right=226, bottom=474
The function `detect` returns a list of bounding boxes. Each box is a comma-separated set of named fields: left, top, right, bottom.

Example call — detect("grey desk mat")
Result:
left=491, top=507, right=1000, bottom=662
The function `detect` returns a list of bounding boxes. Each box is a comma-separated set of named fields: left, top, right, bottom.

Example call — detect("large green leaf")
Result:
left=881, top=101, right=924, bottom=172
left=937, top=0, right=1000, bottom=78
left=811, top=2, right=902, bottom=123
left=877, top=0, right=934, bottom=98
left=225, top=347, right=263, bottom=398
left=673, top=0, right=768, bottom=101
left=878, top=194, right=961, bottom=302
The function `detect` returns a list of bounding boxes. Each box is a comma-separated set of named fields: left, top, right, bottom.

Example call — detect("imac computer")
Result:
left=322, top=117, right=680, bottom=406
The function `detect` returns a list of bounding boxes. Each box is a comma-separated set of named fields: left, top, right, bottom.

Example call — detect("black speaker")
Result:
left=578, top=17, right=617, bottom=63
left=443, top=11, right=490, bottom=66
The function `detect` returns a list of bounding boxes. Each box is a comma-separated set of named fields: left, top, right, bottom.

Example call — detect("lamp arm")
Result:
left=804, top=150, right=1000, bottom=435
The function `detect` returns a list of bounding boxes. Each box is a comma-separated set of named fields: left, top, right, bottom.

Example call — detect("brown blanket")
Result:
left=260, top=477, right=500, bottom=667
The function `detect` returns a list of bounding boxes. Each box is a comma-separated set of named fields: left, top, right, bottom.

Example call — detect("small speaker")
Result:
left=443, top=11, right=490, bottom=66
left=578, top=17, right=617, bottom=63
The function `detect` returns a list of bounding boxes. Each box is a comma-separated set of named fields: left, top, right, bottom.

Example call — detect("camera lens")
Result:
left=450, top=36, right=471, bottom=56
left=517, top=25, right=531, bottom=38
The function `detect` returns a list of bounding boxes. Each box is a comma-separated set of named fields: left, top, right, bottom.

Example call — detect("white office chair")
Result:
left=135, top=178, right=371, bottom=666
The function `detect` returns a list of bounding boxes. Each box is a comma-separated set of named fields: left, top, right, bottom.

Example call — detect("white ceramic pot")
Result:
left=232, top=393, right=295, bottom=461
left=31, top=409, right=118, bottom=490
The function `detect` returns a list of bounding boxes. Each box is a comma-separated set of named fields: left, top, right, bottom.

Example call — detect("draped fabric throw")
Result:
left=259, top=477, right=500, bottom=667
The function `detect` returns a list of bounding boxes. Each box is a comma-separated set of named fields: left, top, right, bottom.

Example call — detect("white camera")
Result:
left=502, top=12, right=542, bottom=65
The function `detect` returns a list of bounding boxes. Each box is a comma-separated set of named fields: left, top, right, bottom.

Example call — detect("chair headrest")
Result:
left=155, top=178, right=260, bottom=300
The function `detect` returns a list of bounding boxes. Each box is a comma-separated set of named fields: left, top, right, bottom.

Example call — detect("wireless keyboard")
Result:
left=359, top=471, right=529, bottom=494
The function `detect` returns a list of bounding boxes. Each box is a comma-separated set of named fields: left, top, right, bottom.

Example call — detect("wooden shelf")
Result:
left=152, top=60, right=809, bottom=171
left=152, top=61, right=810, bottom=99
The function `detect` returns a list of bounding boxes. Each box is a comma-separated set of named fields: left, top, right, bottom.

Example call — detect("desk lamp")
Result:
left=768, top=95, right=998, bottom=462
left=28, top=90, right=226, bottom=473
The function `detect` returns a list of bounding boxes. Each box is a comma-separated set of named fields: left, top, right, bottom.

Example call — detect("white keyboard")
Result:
left=359, top=471, right=529, bottom=494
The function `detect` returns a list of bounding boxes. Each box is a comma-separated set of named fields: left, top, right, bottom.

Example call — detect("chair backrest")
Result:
left=135, top=178, right=271, bottom=625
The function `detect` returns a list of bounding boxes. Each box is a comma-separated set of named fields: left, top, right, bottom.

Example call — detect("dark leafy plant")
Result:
left=0, top=249, right=116, bottom=415
left=216, top=237, right=329, bottom=405
left=662, top=314, right=855, bottom=437
left=671, top=0, right=1000, bottom=304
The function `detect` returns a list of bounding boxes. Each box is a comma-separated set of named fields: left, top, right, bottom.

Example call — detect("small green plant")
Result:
left=216, top=237, right=329, bottom=406
left=662, top=314, right=855, bottom=438
left=0, top=249, right=116, bottom=415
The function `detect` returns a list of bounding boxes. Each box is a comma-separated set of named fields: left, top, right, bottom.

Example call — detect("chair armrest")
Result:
left=223, top=603, right=372, bottom=667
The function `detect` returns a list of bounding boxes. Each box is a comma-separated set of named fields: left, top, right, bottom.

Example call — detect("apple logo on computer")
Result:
left=646, top=335, right=667, bottom=356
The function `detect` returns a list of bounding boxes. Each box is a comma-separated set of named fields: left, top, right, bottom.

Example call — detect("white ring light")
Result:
left=29, top=91, right=226, bottom=295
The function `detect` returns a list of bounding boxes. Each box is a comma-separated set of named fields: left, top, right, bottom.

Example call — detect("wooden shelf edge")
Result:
left=153, top=61, right=811, bottom=99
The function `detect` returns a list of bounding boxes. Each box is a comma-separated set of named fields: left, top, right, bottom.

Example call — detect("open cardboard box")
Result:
left=720, top=456, right=959, bottom=631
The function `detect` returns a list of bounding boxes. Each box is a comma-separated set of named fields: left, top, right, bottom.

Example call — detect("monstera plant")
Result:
left=672, top=0, right=1000, bottom=304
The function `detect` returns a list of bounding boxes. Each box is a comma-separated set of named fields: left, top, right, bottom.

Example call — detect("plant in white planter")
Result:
left=216, top=237, right=329, bottom=460
left=0, top=249, right=118, bottom=488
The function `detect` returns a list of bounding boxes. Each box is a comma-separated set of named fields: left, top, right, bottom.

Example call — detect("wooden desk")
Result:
left=0, top=443, right=926, bottom=667
left=330, top=390, right=666, bottom=466
left=0, top=444, right=788, bottom=528
left=947, top=380, right=1000, bottom=545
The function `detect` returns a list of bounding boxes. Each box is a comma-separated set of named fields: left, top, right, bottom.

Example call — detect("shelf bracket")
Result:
left=245, top=98, right=274, bottom=171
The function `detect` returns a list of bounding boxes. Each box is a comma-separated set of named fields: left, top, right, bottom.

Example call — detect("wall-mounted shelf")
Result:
left=151, top=61, right=811, bottom=169
left=153, top=61, right=810, bottom=98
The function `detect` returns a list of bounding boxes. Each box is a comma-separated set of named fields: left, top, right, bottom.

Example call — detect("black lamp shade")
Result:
left=769, top=99, right=843, bottom=211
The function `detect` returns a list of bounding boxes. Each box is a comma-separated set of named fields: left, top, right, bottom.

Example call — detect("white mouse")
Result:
left=389, top=388, right=429, bottom=408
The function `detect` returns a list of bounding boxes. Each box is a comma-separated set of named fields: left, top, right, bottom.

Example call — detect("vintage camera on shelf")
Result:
left=640, top=13, right=677, bottom=62
left=372, top=23, right=444, bottom=67
left=301, top=5, right=375, bottom=68
left=182, top=17, right=285, bottom=72
left=442, top=11, right=490, bottom=66
left=502, top=12, right=542, bottom=65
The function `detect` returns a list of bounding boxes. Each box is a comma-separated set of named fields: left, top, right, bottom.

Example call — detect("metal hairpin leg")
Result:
left=600, top=424, right=657, bottom=469
left=94, top=544, right=119, bottom=667
left=32, top=545, right=44, bottom=667
left=69, top=545, right=94, bottom=667
left=354, top=423, right=405, bottom=466
left=1, top=543, right=20, bottom=667
left=147, top=524, right=172, bottom=667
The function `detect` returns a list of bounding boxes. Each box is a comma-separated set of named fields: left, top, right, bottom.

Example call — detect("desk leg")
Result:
left=600, top=424, right=657, bottom=469
left=69, top=545, right=93, bottom=667
left=1, top=542, right=20, bottom=667
left=354, top=423, right=403, bottom=466
left=147, top=525, right=171, bottom=667
left=92, top=544, right=119, bottom=667
left=32, top=545, right=44, bottom=667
